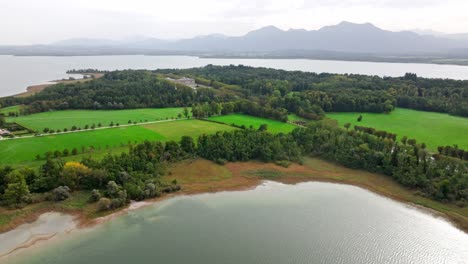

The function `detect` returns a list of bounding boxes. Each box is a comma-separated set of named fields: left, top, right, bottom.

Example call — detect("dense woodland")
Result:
left=159, top=66, right=468, bottom=117
left=1, top=65, right=467, bottom=118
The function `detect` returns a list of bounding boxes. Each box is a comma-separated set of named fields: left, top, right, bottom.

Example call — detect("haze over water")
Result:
left=5, top=182, right=468, bottom=264
left=2, top=55, right=468, bottom=97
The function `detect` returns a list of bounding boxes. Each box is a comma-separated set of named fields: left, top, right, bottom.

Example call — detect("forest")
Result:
left=1, top=65, right=466, bottom=117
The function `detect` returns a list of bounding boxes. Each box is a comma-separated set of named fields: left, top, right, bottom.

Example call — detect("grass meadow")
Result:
left=207, top=114, right=297, bottom=133
left=0, top=119, right=237, bottom=166
left=327, top=108, right=468, bottom=150
left=6, top=108, right=187, bottom=131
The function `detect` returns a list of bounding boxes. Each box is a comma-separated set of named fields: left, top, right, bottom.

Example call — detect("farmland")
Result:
left=207, top=114, right=297, bottom=133
left=0, top=119, right=237, bottom=166
left=327, top=108, right=468, bottom=151
left=143, top=119, right=238, bottom=140
left=0, top=105, right=21, bottom=115
left=6, top=108, right=187, bottom=131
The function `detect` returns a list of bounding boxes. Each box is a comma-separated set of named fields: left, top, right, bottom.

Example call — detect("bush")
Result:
left=52, top=186, right=71, bottom=201
left=274, top=160, right=291, bottom=168
left=215, top=158, right=227, bottom=165
left=89, top=189, right=101, bottom=203
left=97, top=198, right=111, bottom=211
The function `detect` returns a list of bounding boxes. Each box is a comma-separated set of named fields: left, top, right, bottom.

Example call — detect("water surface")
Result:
left=1, top=55, right=468, bottom=97
left=5, top=182, right=467, bottom=264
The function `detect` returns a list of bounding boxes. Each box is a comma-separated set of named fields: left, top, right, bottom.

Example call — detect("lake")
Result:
left=4, top=182, right=467, bottom=264
left=1, top=55, right=468, bottom=97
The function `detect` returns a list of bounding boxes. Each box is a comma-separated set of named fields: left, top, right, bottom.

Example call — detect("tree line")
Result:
left=1, top=123, right=466, bottom=209
left=157, top=66, right=467, bottom=117
left=2, top=66, right=466, bottom=119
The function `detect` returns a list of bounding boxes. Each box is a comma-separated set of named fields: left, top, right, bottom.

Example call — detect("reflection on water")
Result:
left=5, top=181, right=467, bottom=264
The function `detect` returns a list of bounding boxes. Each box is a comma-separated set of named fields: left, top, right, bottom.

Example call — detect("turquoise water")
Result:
left=6, top=182, right=468, bottom=264
left=2, top=55, right=468, bottom=97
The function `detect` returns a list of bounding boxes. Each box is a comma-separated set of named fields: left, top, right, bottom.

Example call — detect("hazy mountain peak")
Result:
left=246, top=25, right=283, bottom=36
left=320, top=21, right=382, bottom=32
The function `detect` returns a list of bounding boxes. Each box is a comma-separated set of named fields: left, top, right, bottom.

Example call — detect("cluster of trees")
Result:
left=352, top=125, right=398, bottom=141
left=191, top=100, right=288, bottom=122
left=437, top=145, right=468, bottom=161
left=0, top=139, right=186, bottom=209
left=0, top=114, right=5, bottom=127
left=158, top=65, right=467, bottom=117
left=1, top=71, right=226, bottom=114
left=292, top=122, right=468, bottom=204
left=197, top=129, right=301, bottom=163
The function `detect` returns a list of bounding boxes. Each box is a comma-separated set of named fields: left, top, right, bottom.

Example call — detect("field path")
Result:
left=0, top=118, right=190, bottom=141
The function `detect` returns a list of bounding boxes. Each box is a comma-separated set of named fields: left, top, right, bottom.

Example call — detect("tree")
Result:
left=401, top=136, right=408, bottom=145
left=52, top=186, right=70, bottom=201
left=43, top=128, right=50, bottom=133
left=0, top=114, right=5, bottom=127
left=60, top=162, right=91, bottom=190
left=357, top=115, right=363, bottom=122
left=3, top=170, right=30, bottom=206
left=180, top=136, right=195, bottom=154
left=89, top=189, right=101, bottom=203
left=97, top=197, right=111, bottom=211
left=183, top=107, right=190, bottom=118
left=344, top=123, right=351, bottom=130
left=259, top=124, right=268, bottom=131
left=106, top=181, right=120, bottom=198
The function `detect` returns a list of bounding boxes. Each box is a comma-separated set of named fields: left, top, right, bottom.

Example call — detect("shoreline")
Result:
left=11, top=73, right=104, bottom=98
left=0, top=158, right=466, bottom=260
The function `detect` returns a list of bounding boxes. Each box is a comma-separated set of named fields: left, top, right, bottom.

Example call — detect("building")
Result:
left=166, top=77, right=197, bottom=89
left=0, top=129, right=11, bottom=136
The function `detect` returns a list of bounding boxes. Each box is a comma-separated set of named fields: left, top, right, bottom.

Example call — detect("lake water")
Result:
left=1, top=55, right=468, bottom=97
left=5, top=182, right=468, bottom=264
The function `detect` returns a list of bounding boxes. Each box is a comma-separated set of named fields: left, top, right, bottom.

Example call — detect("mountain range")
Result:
left=1, top=22, right=468, bottom=63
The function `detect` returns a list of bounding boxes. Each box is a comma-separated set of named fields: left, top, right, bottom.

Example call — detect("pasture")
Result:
left=0, top=119, right=237, bottom=166
left=6, top=108, right=187, bottom=131
left=207, top=114, right=297, bottom=133
left=0, top=105, right=21, bottom=115
left=327, top=108, right=468, bottom=150
left=143, top=119, right=238, bottom=140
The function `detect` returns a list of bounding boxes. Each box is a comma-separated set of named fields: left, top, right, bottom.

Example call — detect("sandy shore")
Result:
left=0, top=212, right=77, bottom=260
left=13, top=73, right=104, bottom=98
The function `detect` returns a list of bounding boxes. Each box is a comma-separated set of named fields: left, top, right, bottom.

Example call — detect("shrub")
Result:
left=215, top=158, right=227, bottom=165
left=89, top=189, right=101, bottom=203
left=275, top=160, right=291, bottom=168
left=52, top=186, right=71, bottom=201
left=97, top=198, right=111, bottom=211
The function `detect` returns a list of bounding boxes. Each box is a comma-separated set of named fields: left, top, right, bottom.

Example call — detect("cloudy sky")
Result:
left=1, top=0, right=468, bottom=44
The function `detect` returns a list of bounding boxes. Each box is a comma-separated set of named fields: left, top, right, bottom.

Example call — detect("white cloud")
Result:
left=0, top=0, right=467, bottom=44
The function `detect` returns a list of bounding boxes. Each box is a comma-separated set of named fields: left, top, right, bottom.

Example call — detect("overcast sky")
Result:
left=1, top=0, right=468, bottom=45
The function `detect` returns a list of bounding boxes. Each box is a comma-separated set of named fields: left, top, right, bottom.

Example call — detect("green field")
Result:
left=327, top=108, right=468, bottom=150
left=207, top=114, right=297, bottom=133
left=0, top=105, right=21, bottom=115
left=0, top=119, right=238, bottom=166
left=0, top=126, right=165, bottom=165
left=288, top=114, right=308, bottom=122
left=6, top=108, right=186, bottom=131
left=143, top=119, right=238, bottom=140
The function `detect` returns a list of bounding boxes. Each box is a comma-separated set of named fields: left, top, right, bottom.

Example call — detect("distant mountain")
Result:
left=1, top=22, right=468, bottom=61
